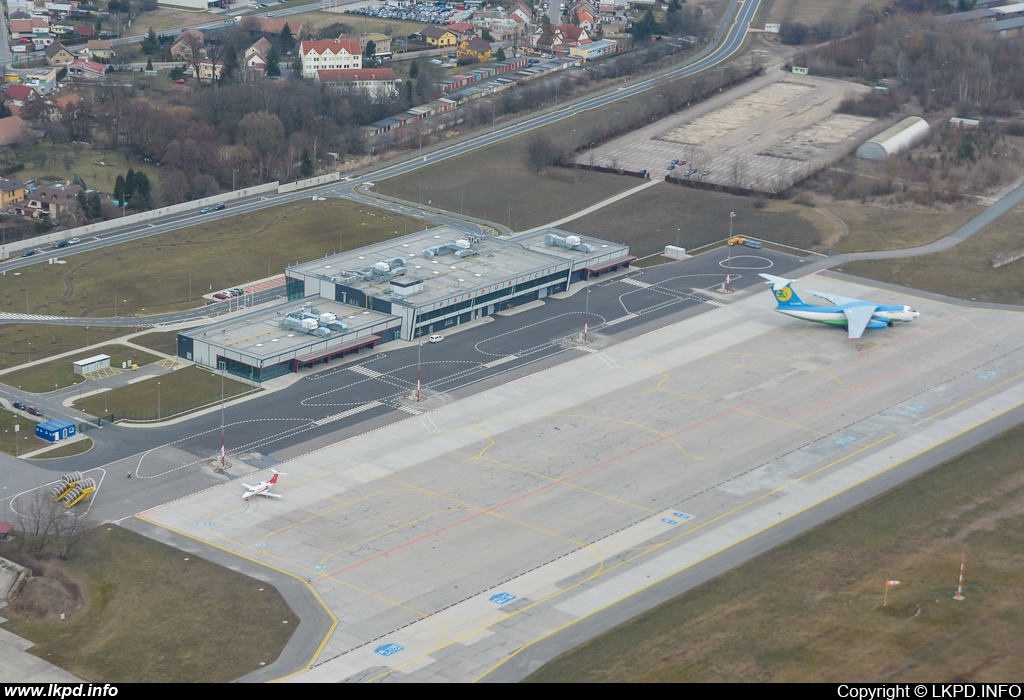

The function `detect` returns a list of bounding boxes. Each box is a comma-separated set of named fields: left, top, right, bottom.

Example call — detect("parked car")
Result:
left=12, top=401, right=27, bottom=411
left=666, top=164, right=675, bottom=170
left=214, top=203, right=225, bottom=211
left=702, top=168, right=711, bottom=175
left=67, top=237, right=81, bottom=245
left=26, top=406, right=43, bottom=416
left=670, top=158, right=679, bottom=165
left=743, top=239, right=762, bottom=249
left=213, top=292, right=229, bottom=300
left=199, top=206, right=213, bottom=214
left=20, top=249, right=36, bottom=257
left=231, top=288, right=245, bottom=296
left=429, top=334, right=444, bottom=343
left=685, top=167, right=698, bottom=175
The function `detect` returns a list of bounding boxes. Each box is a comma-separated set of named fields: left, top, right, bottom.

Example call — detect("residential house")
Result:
left=23, top=182, right=82, bottom=219
left=10, top=18, right=50, bottom=39
left=4, top=84, right=37, bottom=107
left=506, top=1, right=533, bottom=25
left=243, top=38, right=272, bottom=73
left=86, top=39, right=115, bottom=61
left=446, top=22, right=476, bottom=40
left=9, top=10, right=32, bottom=20
left=252, top=18, right=306, bottom=36
left=0, top=179, right=26, bottom=210
left=73, top=25, right=94, bottom=40
left=170, top=27, right=205, bottom=61
left=299, top=38, right=362, bottom=79
left=0, top=116, right=43, bottom=147
left=457, top=37, right=492, bottom=61
left=31, top=34, right=56, bottom=49
left=360, top=33, right=392, bottom=58
left=315, top=68, right=398, bottom=99
left=43, top=42, right=75, bottom=66
left=421, top=26, right=458, bottom=48
left=569, top=0, right=598, bottom=31
left=187, top=59, right=226, bottom=82
left=66, top=58, right=106, bottom=81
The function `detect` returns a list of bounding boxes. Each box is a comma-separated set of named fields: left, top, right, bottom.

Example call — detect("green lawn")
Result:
left=130, top=329, right=181, bottom=356
left=0, top=525, right=295, bottom=682
left=563, top=184, right=841, bottom=257
left=528, top=421, right=1024, bottom=682
left=0, top=344, right=159, bottom=394
left=0, top=325, right=134, bottom=373
left=19, top=144, right=164, bottom=199
left=827, top=200, right=985, bottom=254
left=30, top=437, right=93, bottom=459
left=0, top=408, right=49, bottom=456
left=838, top=200, right=1024, bottom=305
left=0, top=199, right=415, bottom=320
left=72, top=365, right=255, bottom=421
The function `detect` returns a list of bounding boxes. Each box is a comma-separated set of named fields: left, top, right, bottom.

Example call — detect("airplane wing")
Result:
left=263, top=493, right=283, bottom=499
left=804, top=289, right=864, bottom=307
left=842, top=305, right=877, bottom=340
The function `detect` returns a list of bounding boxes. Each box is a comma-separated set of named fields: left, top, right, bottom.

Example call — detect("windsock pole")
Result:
left=954, top=554, right=966, bottom=601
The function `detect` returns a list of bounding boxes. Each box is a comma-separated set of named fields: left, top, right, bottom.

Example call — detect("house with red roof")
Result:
left=315, top=68, right=398, bottom=99
left=299, top=38, right=362, bottom=79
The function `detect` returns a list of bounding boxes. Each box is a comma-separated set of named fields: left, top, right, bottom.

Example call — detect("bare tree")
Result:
left=522, top=132, right=560, bottom=174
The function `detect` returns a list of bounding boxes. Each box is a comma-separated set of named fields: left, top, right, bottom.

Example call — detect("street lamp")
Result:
left=157, top=381, right=161, bottom=420
left=583, top=284, right=591, bottom=343
left=726, top=211, right=735, bottom=293
left=27, top=342, right=31, bottom=363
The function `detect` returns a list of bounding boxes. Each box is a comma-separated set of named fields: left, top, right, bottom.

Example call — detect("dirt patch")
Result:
left=9, top=574, right=85, bottom=622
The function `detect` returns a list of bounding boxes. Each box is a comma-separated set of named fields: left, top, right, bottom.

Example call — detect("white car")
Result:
left=429, top=334, right=444, bottom=343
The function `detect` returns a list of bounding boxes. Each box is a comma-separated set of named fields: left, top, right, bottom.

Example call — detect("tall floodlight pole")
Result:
left=726, top=211, right=735, bottom=293
left=416, top=339, right=422, bottom=401
left=220, top=361, right=226, bottom=470
left=583, top=285, right=591, bottom=343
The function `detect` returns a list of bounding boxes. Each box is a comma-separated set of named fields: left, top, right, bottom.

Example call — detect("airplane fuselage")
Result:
left=775, top=303, right=918, bottom=329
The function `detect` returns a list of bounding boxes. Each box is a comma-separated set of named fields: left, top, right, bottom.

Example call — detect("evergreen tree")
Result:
left=0, top=100, right=10, bottom=119
left=280, top=23, right=294, bottom=51
left=363, top=39, right=378, bottom=67
left=88, top=193, right=101, bottom=219
left=222, top=45, right=237, bottom=83
left=133, top=173, right=151, bottom=208
left=141, top=27, right=159, bottom=55
left=540, top=15, right=554, bottom=47
left=300, top=148, right=313, bottom=177
left=145, top=55, right=154, bottom=71
left=77, top=191, right=89, bottom=218
left=408, top=59, right=419, bottom=79
left=496, top=46, right=506, bottom=61
left=124, top=167, right=136, bottom=199
left=266, top=46, right=281, bottom=77
left=404, top=79, right=414, bottom=106
left=113, top=174, right=125, bottom=205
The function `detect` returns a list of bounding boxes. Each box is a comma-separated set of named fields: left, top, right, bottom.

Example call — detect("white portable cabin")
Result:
left=73, top=354, right=111, bottom=375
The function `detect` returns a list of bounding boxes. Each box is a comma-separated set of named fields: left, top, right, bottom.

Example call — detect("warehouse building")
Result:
left=855, top=116, right=931, bottom=160
left=180, top=227, right=631, bottom=379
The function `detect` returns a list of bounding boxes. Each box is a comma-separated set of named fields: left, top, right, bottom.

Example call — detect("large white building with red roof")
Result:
left=315, top=68, right=399, bottom=99
left=299, top=38, right=362, bottom=79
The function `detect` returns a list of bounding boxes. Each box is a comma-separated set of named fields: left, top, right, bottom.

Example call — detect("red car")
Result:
left=213, top=292, right=229, bottom=300
left=26, top=406, right=43, bottom=416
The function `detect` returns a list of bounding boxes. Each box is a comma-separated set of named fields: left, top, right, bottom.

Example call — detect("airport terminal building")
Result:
left=179, top=226, right=632, bottom=380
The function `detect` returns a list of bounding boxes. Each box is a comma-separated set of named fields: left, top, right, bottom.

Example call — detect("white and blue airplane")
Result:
left=759, top=274, right=919, bottom=339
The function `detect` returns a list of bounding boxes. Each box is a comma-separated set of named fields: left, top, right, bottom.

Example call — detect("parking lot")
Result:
left=584, top=69, right=880, bottom=193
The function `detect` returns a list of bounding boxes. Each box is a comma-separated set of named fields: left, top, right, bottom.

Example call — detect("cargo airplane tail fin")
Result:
left=758, top=274, right=811, bottom=308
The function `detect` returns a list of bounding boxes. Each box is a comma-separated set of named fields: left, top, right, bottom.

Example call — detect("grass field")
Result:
left=380, top=151, right=638, bottom=232
left=20, top=145, right=164, bottom=200
left=1, top=344, right=159, bottom=394
left=124, top=7, right=221, bottom=37
left=0, top=408, right=49, bottom=456
left=31, top=437, right=93, bottom=459
left=563, top=184, right=842, bottom=257
left=826, top=200, right=985, bottom=254
left=71, top=365, right=254, bottom=421
left=130, top=329, right=181, bottom=356
left=837, top=200, right=1024, bottom=305
left=765, top=0, right=877, bottom=27
left=528, top=421, right=1024, bottom=682
left=0, top=199, right=412, bottom=320
left=0, top=525, right=295, bottom=682
left=0, top=325, right=133, bottom=372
